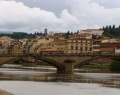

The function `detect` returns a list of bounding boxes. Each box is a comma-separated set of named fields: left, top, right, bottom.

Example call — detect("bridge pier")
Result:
left=64, top=59, right=75, bottom=74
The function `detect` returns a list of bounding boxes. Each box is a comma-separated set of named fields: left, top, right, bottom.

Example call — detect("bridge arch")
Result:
left=0, top=57, right=20, bottom=66
left=35, top=57, right=65, bottom=73
left=74, top=56, right=120, bottom=68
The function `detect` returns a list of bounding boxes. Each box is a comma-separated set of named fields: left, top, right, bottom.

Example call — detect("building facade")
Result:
left=100, top=43, right=120, bottom=54
left=66, top=38, right=92, bottom=54
left=80, top=29, right=104, bottom=36
left=92, top=39, right=101, bottom=53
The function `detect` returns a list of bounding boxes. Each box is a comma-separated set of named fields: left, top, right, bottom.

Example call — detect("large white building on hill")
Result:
left=79, top=29, right=104, bottom=36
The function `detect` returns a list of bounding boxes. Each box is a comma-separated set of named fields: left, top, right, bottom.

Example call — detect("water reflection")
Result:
left=0, top=64, right=120, bottom=88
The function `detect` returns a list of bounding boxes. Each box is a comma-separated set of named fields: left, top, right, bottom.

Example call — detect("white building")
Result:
left=71, top=33, right=92, bottom=39
left=115, top=46, right=120, bottom=54
left=80, top=29, right=104, bottom=36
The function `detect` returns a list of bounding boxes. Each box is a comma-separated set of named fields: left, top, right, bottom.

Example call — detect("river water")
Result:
left=0, top=64, right=120, bottom=95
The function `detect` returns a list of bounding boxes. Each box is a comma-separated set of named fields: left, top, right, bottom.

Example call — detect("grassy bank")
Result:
left=80, top=64, right=110, bottom=69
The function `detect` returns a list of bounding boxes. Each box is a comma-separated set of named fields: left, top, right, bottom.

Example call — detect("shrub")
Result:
left=110, top=60, right=120, bottom=72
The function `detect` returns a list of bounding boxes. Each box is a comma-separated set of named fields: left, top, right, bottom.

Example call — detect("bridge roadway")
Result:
left=0, top=54, right=120, bottom=74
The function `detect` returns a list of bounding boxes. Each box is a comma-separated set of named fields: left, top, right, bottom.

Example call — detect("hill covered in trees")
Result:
left=102, top=25, right=120, bottom=38
left=0, top=32, right=44, bottom=39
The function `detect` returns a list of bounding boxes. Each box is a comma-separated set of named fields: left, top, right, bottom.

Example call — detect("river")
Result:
left=0, top=64, right=120, bottom=95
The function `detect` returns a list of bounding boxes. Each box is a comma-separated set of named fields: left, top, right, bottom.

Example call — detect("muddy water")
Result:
left=0, top=64, right=120, bottom=88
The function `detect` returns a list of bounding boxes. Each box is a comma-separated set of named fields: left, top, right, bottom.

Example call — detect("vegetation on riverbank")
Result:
left=80, top=64, right=110, bottom=69
left=80, top=60, right=120, bottom=73
left=12, top=60, right=20, bottom=64
left=36, top=62, right=52, bottom=66
left=110, top=60, right=120, bottom=72
left=12, top=60, right=52, bottom=66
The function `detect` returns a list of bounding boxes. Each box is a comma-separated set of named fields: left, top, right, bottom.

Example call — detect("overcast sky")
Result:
left=0, top=0, right=120, bottom=33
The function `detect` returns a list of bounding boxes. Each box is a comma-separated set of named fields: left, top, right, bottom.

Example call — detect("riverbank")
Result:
left=0, top=89, right=13, bottom=95
left=80, top=64, right=110, bottom=69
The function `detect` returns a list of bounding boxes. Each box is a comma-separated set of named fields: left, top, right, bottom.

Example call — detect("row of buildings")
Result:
left=0, top=29, right=120, bottom=55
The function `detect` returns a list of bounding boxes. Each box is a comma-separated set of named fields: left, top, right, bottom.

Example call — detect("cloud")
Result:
left=66, top=0, right=120, bottom=29
left=0, top=0, right=79, bottom=33
left=0, top=0, right=120, bottom=33
left=92, top=0, right=120, bottom=8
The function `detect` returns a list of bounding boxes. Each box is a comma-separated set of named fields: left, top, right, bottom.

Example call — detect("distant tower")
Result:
left=44, top=28, right=47, bottom=37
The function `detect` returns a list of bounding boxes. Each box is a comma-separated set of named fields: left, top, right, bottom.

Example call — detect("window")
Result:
left=116, top=46, right=120, bottom=49
left=90, top=47, right=92, bottom=50
left=71, top=46, right=74, bottom=50
left=80, top=48, right=83, bottom=51
left=76, top=46, right=78, bottom=50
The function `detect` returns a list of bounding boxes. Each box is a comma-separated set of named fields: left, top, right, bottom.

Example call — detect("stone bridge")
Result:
left=0, top=54, right=120, bottom=74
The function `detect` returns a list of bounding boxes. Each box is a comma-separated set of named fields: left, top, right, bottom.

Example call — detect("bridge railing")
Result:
left=0, top=54, right=23, bottom=57
left=0, top=53, right=120, bottom=57
left=33, top=53, right=120, bottom=57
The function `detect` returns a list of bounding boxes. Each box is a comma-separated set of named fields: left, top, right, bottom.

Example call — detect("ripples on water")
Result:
left=0, top=64, right=120, bottom=88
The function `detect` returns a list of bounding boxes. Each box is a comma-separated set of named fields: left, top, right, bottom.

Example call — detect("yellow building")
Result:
left=66, top=38, right=93, bottom=54
left=0, top=36, right=12, bottom=43
left=37, top=42, right=55, bottom=54
left=8, top=41, right=23, bottom=55
left=37, top=34, right=67, bottom=54
left=92, top=39, right=101, bottom=53
left=25, top=37, right=54, bottom=54
left=54, top=39, right=67, bottom=53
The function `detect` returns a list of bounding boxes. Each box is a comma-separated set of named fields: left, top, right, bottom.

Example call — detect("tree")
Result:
left=106, top=25, right=109, bottom=30
left=92, top=34, right=97, bottom=39
left=65, top=31, right=70, bottom=39
left=102, top=26, right=105, bottom=30
left=77, top=30, right=79, bottom=34
left=70, top=31, right=73, bottom=35
left=110, top=60, right=120, bottom=72
left=112, top=24, right=115, bottom=30
left=102, top=24, right=120, bottom=38
left=67, top=31, right=70, bottom=35
left=109, top=25, right=112, bottom=30
left=13, top=60, right=20, bottom=64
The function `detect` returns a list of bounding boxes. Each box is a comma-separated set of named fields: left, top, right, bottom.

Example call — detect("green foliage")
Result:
left=102, top=25, right=120, bottom=38
left=92, top=34, right=97, bottom=39
left=13, top=60, right=20, bottom=64
left=64, top=31, right=71, bottom=39
left=110, top=60, right=120, bottom=72
left=36, top=62, right=51, bottom=66
left=77, top=30, right=79, bottom=34
left=0, top=32, right=42, bottom=39
left=70, top=31, right=73, bottom=35
left=81, top=64, right=110, bottom=69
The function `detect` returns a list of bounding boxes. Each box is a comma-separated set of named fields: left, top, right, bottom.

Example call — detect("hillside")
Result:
left=102, top=25, right=120, bottom=38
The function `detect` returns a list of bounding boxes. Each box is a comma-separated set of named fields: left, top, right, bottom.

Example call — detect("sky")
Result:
left=0, top=0, right=120, bottom=33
